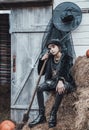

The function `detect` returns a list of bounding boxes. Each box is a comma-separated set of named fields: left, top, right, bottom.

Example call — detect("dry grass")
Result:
left=74, top=88, right=89, bottom=130
left=72, top=56, right=89, bottom=88
left=23, top=92, right=76, bottom=130
left=72, top=56, right=89, bottom=130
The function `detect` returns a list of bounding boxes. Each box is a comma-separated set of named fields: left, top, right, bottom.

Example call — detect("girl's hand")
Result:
left=56, top=80, right=65, bottom=94
left=41, top=52, right=49, bottom=60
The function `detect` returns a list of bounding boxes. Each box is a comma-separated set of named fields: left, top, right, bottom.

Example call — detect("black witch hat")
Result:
left=53, top=2, right=82, bottom=32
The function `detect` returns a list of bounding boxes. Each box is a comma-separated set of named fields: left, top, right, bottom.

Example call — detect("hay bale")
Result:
left=72, top=56, right=89, bottom=88
left=27, top=93, right=76, bottom=130
left=74, top=88, right=89, bottom=130
left=72, top=56, right=89, bottom=130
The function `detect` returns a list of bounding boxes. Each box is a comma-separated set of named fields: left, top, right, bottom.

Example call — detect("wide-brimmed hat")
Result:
left=53, top=2, right=82, bottom=32
left=47, top=39, right=61, bottom=48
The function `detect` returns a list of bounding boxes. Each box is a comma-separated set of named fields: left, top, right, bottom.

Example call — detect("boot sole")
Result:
left=28, top=119, right=46, bottom=128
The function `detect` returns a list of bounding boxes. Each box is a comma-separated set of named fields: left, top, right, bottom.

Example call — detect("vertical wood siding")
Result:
left=53, top=0, right=89, bottom=57
left=54, top=0, right=89, bottom=9
left=10, top=7, right=52, bottom=33
left=10, top=6, right=52, bottom=123
left=0, top=14, right=11, bottom=85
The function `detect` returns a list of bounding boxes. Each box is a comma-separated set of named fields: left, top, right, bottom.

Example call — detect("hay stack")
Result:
left=74, top=87, right=89, bottom=130
left=72, top=56, right=89, bottom=88
left=72, top=56, right=89, bottom=130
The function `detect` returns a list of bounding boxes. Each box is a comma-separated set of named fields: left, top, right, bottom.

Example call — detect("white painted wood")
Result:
left=80, top=14, right=89, bottom=25
left=0, top=10, right=10, bottom=14
left=72, top=32, right=89, bottom=39
left=72, top=31, right=89, bottom=45
left=73, top=25, right=89, bottom=33
left=11, top=33, right=43, bottom=105
left=10, top=6, right=52, bottom=33
left=74, top=45, right=89, bottom=57
left=11, top=33, right=45, bottom=122
left=53, top=0, right=89, bottom=9
left=11, top=6, right=52, bottom=123
left=11, top=109, right=38, bottom=123
left=73, top=38, right=89, bottom=45
left=0, top=0, right=51, bottom=3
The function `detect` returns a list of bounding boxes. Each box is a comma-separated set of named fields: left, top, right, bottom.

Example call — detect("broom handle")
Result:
left=26, top=59, right=47, bottom=115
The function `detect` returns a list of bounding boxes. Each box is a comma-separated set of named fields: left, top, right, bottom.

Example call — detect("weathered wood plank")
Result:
left=0, top=14, right=11, bottom=85
left=10, top=7, right=52, bottom=33
left=11, top=32, right=43, bottom=105
left=0, top=0, right=52, bottom=3
left=53, top=0, right=89, bottom=9
left=80, top=14, right=89, bottom=25
left=9, top=6, right=89, bottom=33
left=73, top=38, right=89, bottom=45
left=72, top=32, right=89, bottom=38
left=73, top=25, right=89, bottom=32
left=0, top=0, right=52, bottom=9
left=74, top=45, right=89, bottom=57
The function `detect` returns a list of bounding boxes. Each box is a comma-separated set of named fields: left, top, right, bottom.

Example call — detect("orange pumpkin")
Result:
left=86, top=49, right=89, bottom=58
left=0, top=120, right=15, bottom=130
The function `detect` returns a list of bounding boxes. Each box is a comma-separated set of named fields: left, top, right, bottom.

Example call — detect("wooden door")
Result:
left=10, top=6, right=52, bottom=123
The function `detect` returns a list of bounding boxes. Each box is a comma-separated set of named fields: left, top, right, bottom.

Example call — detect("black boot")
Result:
left=48, top=107, right=57, bottom=128
left=48, top=93, right=64, bottom=128
left=28, top=109, right=46, bottom=128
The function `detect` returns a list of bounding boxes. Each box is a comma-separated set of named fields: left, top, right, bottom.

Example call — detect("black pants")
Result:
left=37, top=80, right=74, bottom=113
left=37, top=81, right=64, bottom=113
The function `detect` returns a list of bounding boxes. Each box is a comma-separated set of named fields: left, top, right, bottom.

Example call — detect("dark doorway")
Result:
left=0, top=13, right=11, bottom=122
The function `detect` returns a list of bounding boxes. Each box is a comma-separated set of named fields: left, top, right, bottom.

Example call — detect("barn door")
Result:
left=10, top=6, right=52, bottom=123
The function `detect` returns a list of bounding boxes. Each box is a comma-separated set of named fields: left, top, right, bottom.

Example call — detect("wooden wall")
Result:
left=0, top=14, right=11, bottom=85
left=0, top=0, right=52, bottom=3
left=0, top=0, right=52, bottom=9
left=54, top=0, right=89, bottom=57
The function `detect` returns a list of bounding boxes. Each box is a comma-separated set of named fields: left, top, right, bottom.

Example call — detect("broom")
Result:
left=16, top=59, right=47, bottom=130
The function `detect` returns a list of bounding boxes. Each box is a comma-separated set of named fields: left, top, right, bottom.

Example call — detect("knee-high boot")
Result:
left=28, top=86, right=46, bottom=128
left=49, top=93, right=64, bottom=128
left=28, top=108, right=46, bottom=128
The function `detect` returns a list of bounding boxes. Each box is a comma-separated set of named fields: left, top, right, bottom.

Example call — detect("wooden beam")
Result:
left=0, top=0, right=52, bottom=3
left=0, top=0, right=53, bottom=9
